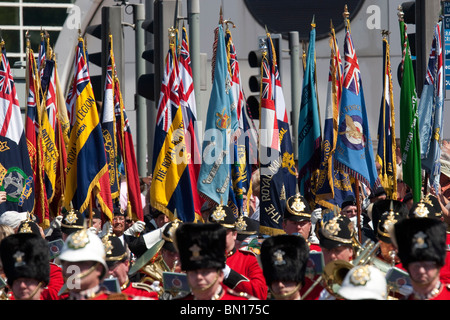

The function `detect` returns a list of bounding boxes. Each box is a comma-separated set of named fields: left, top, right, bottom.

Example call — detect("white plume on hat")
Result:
left=0, top=211, right=28, bottom=229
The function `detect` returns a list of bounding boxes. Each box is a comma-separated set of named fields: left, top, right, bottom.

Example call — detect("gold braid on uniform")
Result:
left=270, top=283, right=302, bottom=300
left=120, top=278, right=130, bottom=291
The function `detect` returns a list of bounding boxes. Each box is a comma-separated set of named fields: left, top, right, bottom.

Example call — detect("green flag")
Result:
left=399, top=18, right=422, bottom=202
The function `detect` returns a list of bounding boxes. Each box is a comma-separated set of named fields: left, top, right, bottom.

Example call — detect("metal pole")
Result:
left=145, top=0, right=156, bottom=177
left=133, top=3, right=148, bottom=176
left=102, top=6, right=124, bottom=93
left=187, top=0, right=200, bottom=114
left=289, top=31, right=300, bottom=161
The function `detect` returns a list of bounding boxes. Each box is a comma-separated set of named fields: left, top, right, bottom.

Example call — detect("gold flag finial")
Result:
left=311, top=15, right=316, bottom=29
left=343, top=5, right=350, bottom=31
left=223, top=19, right=236, bottom=30
left=25, top=30, right=30, bottom=48
left=168, top=26, right=177, bottom=46
left=343, top=5, right=350, bottom=19
left=219, top=6, right=223, bottom=25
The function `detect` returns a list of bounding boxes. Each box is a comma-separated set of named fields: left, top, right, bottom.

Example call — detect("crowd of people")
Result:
left=1, top=147, right=450, bottom=302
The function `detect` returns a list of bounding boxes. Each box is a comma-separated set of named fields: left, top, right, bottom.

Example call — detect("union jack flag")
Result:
left=66, top=41, right=90, bottom=127
left=156, top=50, right=180, bottom=133
left=226, top=32, right=245, bottom=129
left=260, top=49, right=279, bottom=154
left=0, top=44, right=35, bottom=214
left=343, top=33, right=361, bottom=96
left=0, top=48, right=21, bottom=142
left=261, top=57, right=273, bottom=101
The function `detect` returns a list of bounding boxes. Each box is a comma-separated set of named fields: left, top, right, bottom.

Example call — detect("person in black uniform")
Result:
left=260, top=234, right=309, bottom=300
left=174, top=222, right=256, bottom=300
left=0, top=232, right=50, bottom=300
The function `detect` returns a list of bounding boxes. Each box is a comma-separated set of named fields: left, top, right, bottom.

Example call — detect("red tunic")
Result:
left=439, top=233, right=450, bottom=284
left=225, top=248, right=268, bottom=300
left=309, top=243, right=322, bottom=252
left=407, top=283, right=450, bottom=300
left=41, top=263, right=67, bottom=300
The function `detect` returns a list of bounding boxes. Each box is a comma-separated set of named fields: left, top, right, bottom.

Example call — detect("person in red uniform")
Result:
left=58, top=228, right=111, bottom=300
left=260, top=234, right=309, bottom=300
left=208, top=204, right=267, bottom=300
left=15, top=219, right=67, bottom=300
left=102, top=233, right=158, bottom=299
left=393, top=216, right=450, bottom=300
left=0, top=232, right=50, bottom=300
left=174, top=222, right=256, bottom=300
left=407, top=196, right=450, bottom=285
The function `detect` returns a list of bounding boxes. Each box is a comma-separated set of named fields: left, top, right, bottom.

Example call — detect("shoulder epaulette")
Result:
left=132, top=282, right=154, bottom=292
left=238, top=248, right=257, bottom=256
left=226, top=288, right=258, bottom=300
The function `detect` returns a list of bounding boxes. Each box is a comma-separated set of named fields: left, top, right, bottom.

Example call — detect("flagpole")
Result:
left=343, top=4, right=362, bottom=242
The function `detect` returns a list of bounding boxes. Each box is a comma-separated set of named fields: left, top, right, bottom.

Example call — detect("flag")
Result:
left=297, top=21, right=322, bottom=200
left=335, top=22, right=380, bottom=193
left=178, top=26, right=203, bottom=221
left=0, top=42, right=34, bottom=214
left=266, top=33, right=296, bottom=199
left=111, top=36, right=143, bottom=222
left=418, top=21, right=444, bottom=195
left=49, top=57, right=68, bottom=219
left=39, top=38, right=67, bottom=219
left=225, top=26, right=248, bottom=215
left=25, top=36, right=49, bottom=226
left=63, top=37, right=113, bottom=221
left=197, top=23, right=233, bottom=207
left=314, top=22, right=354, bottom=210
left=399, top=16, right=422, bottom=202
left=376, top=34, right=397, bottom=199
left=101, top=35, right=120, bottom=201
left=150, top=34, right=196, bottom=222
left=40, top=59, right=60, bottom=204
left=258, top=37, right=285, bottom=235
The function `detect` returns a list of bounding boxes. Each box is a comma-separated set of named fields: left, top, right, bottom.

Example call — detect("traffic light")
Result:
left=137, top=18, right=157, bottom=102
left=397, top=0, right=426, bottom=97
left=85, top=22, right=104, bottom=102
left=246, top=40, right=266, bottom=120
left=137, top=0, right=178, bottom=105
left=85, top=6, right=124, bottom=104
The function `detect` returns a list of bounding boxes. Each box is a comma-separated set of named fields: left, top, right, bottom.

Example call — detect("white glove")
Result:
left=124, top=220, right=146, bottom=236
left=88, top=227, right=98, bottom=234
left=150, top=281, right=161, bottom=293
left=310, top=208, right=322, bottom=224
left=50, top=215, right=63, bottom=229
left=222, top=264, right=231, bottom=279
left=98, top=221, right=112, bottom=237
left=45, top=215, right=63, bottom=237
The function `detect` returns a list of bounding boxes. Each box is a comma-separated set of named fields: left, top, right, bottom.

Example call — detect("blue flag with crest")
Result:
left=335, top=26, right=380, bottom=191
left=418, top=21, right=444, bottom=194
left=197, top=24, right=234, bottom=206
